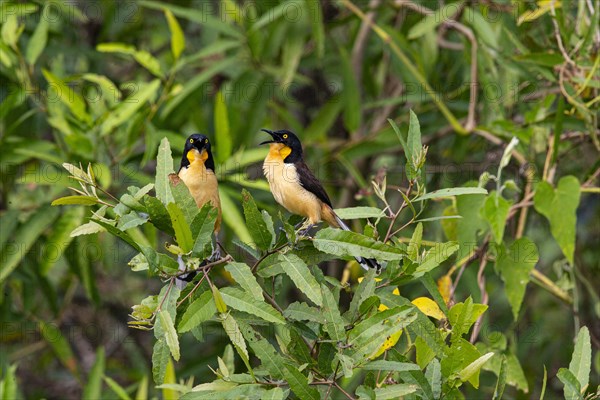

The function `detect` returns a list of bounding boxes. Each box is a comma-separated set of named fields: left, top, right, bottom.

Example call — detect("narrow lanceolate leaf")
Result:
left=191, top=204, right=218, bottom=258
left=557, top=368, right=582, bottom=400
left=497, top=238, right=539, bottom=320
left=374, top=384, right=418, bottom=399
left=42, top=69, right=90, bottom=124
left=25, top=8, right=49, bottom=65
left=348, top=306, right=417, bottom=361
left=408, top=2, right=463, bottom=39
left=152, top=339, right=170, bottom=385
left=241, top=190, right=272, bottom=251
left=41, top=207, right=84, bottom=274
left=567, top=327, right=591, bottom=399
left=248, top=336, right=286, bottom=379
left=155, top=138, right=175, bottom=205
left=169, top=174, right=199, bottom=224
left=334, top=206, right=385, bottom=220
left=214, top=90, right=232, bottom=163
left=0, top=206, right=60, bottom=283
left=220, top=312, right=249, bottom=363
left=51, top=195, right=100, bottom=206
left=220, top=287, right=285, bottom=324
left=348, top=268, right=376, bottom=320
left=413, top=187, right=488, bottom=202
left=164, top=9, right=185, bottom=60
left=321, top=284, right=346, bottom=342
left=314, top=228, right=405, bottom=261
left=178, top=291, right=216, bottom=332
left=158, top=311, right=180, bottom=361
left=167, top=202, right=193, bottom=253
left=154, top=284, right=181, bottom=339
left=103, top=376, right=132, bottom=400
left=406, top=109, right=422, bottom=177
left=534, top=176, right=581, bottom=264
left=283, top=302, right=325, bottom=324
left=224, top=262, right=263, bottom=301
left=39, top=321, right=78, bottom=376
left=363, top=360, right=420, bottom=372
left=459, top=352, right=494, bottom=386
left=83, top=347, right=105, bottom=400
left=282, top=364, right=320, bottom=400
left=277, top=253, right=322, bottom=306
left=413, top=242, right=459, bottom=278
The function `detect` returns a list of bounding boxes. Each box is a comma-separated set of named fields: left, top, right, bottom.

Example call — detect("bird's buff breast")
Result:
left=263, top=151, right=321, bottom=222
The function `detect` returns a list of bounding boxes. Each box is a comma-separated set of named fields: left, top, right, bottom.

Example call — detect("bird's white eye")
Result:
left=189, top=138, right=194, bottom=143
left=283, top=134, right=288, bottom=139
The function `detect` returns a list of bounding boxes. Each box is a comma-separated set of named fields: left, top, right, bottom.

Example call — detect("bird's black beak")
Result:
left=260, top=128, right=279, bottom=145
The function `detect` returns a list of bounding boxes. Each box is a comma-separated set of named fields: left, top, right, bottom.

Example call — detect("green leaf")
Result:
left=441, top=338, right=481, bottom=387
left=363, top=360, right=420, bottom=372
left=39, top=321, right=78, bottom=376
left=219, top=188, right=252, bottom=244
left=104, top=376, right=132, bottom=400
left=282, top=364, right=320, bottom=400
left=155, top=138, right=175, bottom=205
left=1, top=14, right=19, bottom=48
left=304, top=94, right=343, bottom=140
left=341, top=47, right=361, bottom=132
left=170, top=176, right=199, bottom=225
left=334, top=207, right=385, bottom=220
left=154, top=284, right=181, bottom=339
left=567, top=327, right=591, bottom=399
left=152, top=339, right=170, bottom=385
left=191, top=204, right=218, bottom=258
left=413, top=242, right=459, bottom=278
left=41, top=207, right=84, bottom=274
left=492, top=355, right=507, bottom=400
left=534, top=176, right=581, bottom=264
left=164, top=9, right=185, bottom=60
left=91, top=219, right=140, bottom=252
left=557, top=368, right=583, bottom=400
left=178, top=291, right=216, bottom=332
left=83, top=347, right=105, bottom=400
left=42, top=69, right=91, bottom=124
left=463, top=7, right=498, bottom=48
left=348, top=306, right=417, bottom=361
left=314, top=228, right=405, bottom=261
left=224, top=262, right=263, bottom=301
left=283, top=302, right=325, bottom=324
left=214, top=90, right=232, bottom=163
left=97, top=43, right=163, bottom=78
left=276, top=253, right=322, bottom=306
left=145, top=196, right=174, bottom=236
left=426, top=358, right=442, bottom=399
left=51, top=195, right=100, bottom=206
left=158, top=310, right=180, bottom=361
left=101, top=79, right=161, bottom=135
left=25, top=7, right=49, bottom=65
left=408, top=2, right=463, bottom=39
left=321, top=284, right=346, bottom=342
left=305, top=0, right=324, bottom=58
left=0, top=364, right=18, bottom=400
left=220, top=313, right=249, bottom=366
left=348, top=268, right=376, bottom=320
left=162, top=57, right=238, bottom=118
left=241, top=189, right=272, bottom=251
left=0, top=206, right=60, bottom=283
left=167, top=203, right=193, bottom=252
left=448, top=297, right=487, bottom=341
left=220, top=287, right=285, bottom=324
left=481, top=192, right=512, bottom=244
left=413, top=187, right=488, bottom=202
left=497, top=238, right=539, bottom=320
left=374, top=384, right=418, bottom=399
left=459, top=352, right=494, bottom=386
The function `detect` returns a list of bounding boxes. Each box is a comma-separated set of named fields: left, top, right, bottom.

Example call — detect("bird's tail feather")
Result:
left=334, top=215, right=382, bottom=273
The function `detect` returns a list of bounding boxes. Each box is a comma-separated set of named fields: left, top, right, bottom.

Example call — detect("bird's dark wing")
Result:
left=296, top=162, right=333, bottom=207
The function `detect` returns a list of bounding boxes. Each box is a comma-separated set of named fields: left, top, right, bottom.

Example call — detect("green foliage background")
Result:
left=0, top=0, right=599, bottom=399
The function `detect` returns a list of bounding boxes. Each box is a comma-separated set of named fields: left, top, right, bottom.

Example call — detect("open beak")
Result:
left=259, top=128, right=280, bottom=145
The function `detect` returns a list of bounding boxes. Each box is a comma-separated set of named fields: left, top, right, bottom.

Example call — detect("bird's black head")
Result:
left=259, top=129, right=303, bottom=163
left=180, top=133, right=215, bottom=171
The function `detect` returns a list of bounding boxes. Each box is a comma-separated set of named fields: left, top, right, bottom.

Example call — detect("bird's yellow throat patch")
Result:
left=268, top=143, right=292, bottom=160
left=186, top=148, right=209, bottom=164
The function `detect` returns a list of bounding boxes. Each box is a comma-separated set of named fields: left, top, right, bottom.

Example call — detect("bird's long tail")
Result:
left=334, top=214, right=382, bottom=273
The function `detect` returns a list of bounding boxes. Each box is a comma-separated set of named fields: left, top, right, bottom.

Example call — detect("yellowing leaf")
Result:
left=371, top=331, right=403, bottom=359
left=438, top=275, right=452, bottom=306
left=517, top=1, right=561, bottom=25
left=411, top=297, right=445, bottom=320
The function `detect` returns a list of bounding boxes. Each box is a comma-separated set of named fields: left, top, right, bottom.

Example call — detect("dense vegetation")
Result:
left=0, top=1, right=598, bottom=399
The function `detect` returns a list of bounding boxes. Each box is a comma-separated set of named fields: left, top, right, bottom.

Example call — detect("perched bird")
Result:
left=260, top=129, right=381, bottom=272
left=177, top=133, right=222, bottom=232
left=176, top=134, right=221, bottom=285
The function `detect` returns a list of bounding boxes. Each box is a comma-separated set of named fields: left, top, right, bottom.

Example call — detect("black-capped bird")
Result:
left=175, top=134, right=222, bottom=285
left=260, top=129, right=381, bottom=272
left=178, top=134, right=222, bottom=232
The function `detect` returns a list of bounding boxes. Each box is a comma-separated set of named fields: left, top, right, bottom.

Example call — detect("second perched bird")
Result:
left=260, top=129, right=381, bottom=272
left=178, top=133, right=222, bottom=233
left=176, top=134, right=222, bottom=285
